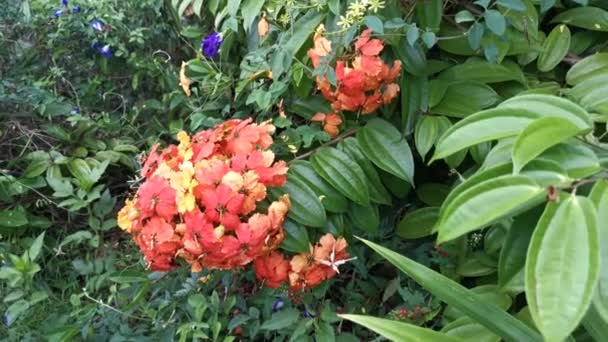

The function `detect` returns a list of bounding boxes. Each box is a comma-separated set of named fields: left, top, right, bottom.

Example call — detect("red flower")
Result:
left=254, top=252, right=290, bottom=288
left=201, top=184, right=244, bottom=230
left=136, top=176, right=177, bottom=221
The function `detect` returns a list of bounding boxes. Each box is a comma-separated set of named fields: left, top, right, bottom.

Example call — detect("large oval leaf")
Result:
left=512, top=116, right=582, bottom=173
left=538, top=142, right=601, bottom=179
left=525, top=195, right=600, bottom=342
left=339, top=138, right=392, bottom=205
left=537, top=24, right=571, bottom=72
left=289, top=161, right=348, bottom=213
left=551, top=6, right=608, bottom=32
left=415, top=116, right=440, bottom=160
left=497, top=94, right=592, bottom=131
left=339, top=314, right=464, bottom=342
left=278, top=177, right=326, bottom=227
left=280, top=220, right=311, bottom=253
left=437, top=175, right=545, bottom=243
left=357, top=118, right=415, bottom=184
left=358, top=238, right=543, bottom=342
left=431, top=81, right=500, bottom=118
left=397, top=207, right=439, bottom=239
left=441, top=317, right=500, bottom=342
left=589, top=180, right=608, bottom=322
left=348, top=202, right=380, bottom=233
left=438, top=61, right=525, bottom=84
left=566, top=52, right=608, bottom=85
left=431, top=108, right=538, bottom=162
left=310, top=147, right=370, bottom=205
left=498, top=207, right=542, bottom=293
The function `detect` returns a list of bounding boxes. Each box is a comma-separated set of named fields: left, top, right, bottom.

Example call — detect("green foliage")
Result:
left=3, top=0, right=608, bottom=340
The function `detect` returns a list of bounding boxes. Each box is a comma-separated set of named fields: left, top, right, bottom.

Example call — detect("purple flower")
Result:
left=90, top=19, right=105, bottom=32
left=73, top=5, right=81, bottom=13
left=2, top=313, right=8, bottom=326
left=272, top=299, right=284, bottom=312
left=99, top=45, right=112, bottom=59
left=201, top=32, right=222, bottom=58
left=92, top=41, right=112, bottom=59
left=61, top=0, right=68, bottom=6
left=71, top=107, right=80, bottom=114
left=53, top=9, right=64, bottom=18
left=303, top=307, right=314, bottom=318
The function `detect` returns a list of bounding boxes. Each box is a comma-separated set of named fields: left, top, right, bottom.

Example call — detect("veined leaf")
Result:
left=397, top=207, right=439, bottom=239
left=339, top=314, right=464, bottom=342
left=589, top=181, right=608, bottom=322
left=416, top=0, right=442, bottom=32
left=415, top=116, right=440, bottom=160
left=431, top=81, right=500, bottom=118
left=498, top=207, right=541, bottom=293
left=281, top=220, right=311, bottom=253
left=538, top=142, right=601, bottom=179
left=438, top=61, right=525, bottom=84
left=441, top=316, right=500, bottom=342
left=348, top=202, right=380, bottom=233
left=551, top=7, right=608, bottom=32
left=431, top=108, right=538, bottom=162
left=339, top=138, right=392, bottom=205
left=310, top=147, right=370, bottom=205
left=566, top=53, right=608, bottom=85
left=357, top=119, right=415, bottom=185
left=357, top=238, right=543, bottom=342
left=279, top=177, right=327, bottom=227
left=519, top=159, right=572, bottom=187
left=537, top=25, right=571, bottom=72
left=281, top=12, right=324, bottom=55
left=497, top=94, right=592, bottom=131
left=437, top=175, right=545, bottom=243
left=444, top=285, right=512, bottom=321
left=512, top=117, right=582, bottom=173
left=289, top=161, right=348, bottom=213
left=525, top=195, right=600, bottom=342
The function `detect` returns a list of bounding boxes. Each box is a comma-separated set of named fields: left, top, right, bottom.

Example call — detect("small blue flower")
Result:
left=2, top=313, right=9, bottom=326
left=73, top=5, right=81, bottom=13
left=53, top=9, right=64, bottom=18
left=90, top=19, right=105, bottom=32
left=71, top=107, right=80, bottom=114
left=303, top=308, right=314, bottom=318
left=99, top=44, right=112, bottom=59
left=201, top=32, right=222, bottom=59
left=272, top=299, right=284, bottom=312
left=61, top=0, right=68, bottom=6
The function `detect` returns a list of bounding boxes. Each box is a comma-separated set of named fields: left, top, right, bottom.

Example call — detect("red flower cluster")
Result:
left=308, top=26, right=401, bottom=115
left=117, top=119, right=290, bottom=271
left=254, top=234, right=354, bottom=291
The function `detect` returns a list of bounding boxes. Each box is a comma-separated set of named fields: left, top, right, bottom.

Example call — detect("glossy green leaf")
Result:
left=364, top=15, right=383, bottom=34
left=310, top=147, right=370, bottom=205
left=438, top=61, right=525, bottom=84
left=519, top=159, right=572, bottom=187
left=338, top=138, right=392, bottom=205
left=582, top=304, right=608, bottom=342
left=431, top=107, right=538, bottom=161
left=431, top=81, right=500, bottom=118
left=497, top=0, right=526, bottom=11
left=437, top=175, right=545, bottom=243
left=401, top=73, right=429, bottom=134
left=261, top=308, right=300, bottom=330
left=441, top=317, right=500, bottom=342
left=397, top=207, right=439, bottom=239
left=348, top=202, right=379, bottom=233
left=28, top=232, right=45, bottom=261
left=512, top=117, right=582, bottom=173
left=416, top=0, right=442, bottom=32
left=281, top=12, right=324, bottom=55
left=396, top=40, right=428, bottom=76
left=358, top=238, right=543, bottom=342
left=0, top=207, right=28, bottom=228
left=498, top=208, right=541, bottom=293
left=537, top=24, right=571, bottom=72
left=551, top=7, right=608, bottom=32
left=415, top=116, right=440, bottom=160
left=357, top=119, right=415, bottom=185
left=280, top=177, right=327, bottom=227
left=538, top=142, right=601, bottom=179
left=289, top=161, right=348, bottom=213
left=589, top=180, right=608, bottom=322
left=444, top=285, right=512, bottom=321
left=281, top=220, right=311, bottom=253
left=566, top=53, right=608, bottom=85
left=416, top=183, right=451, bottom=206
left=525, top=195, right=600, bottom=342
left=428, top=79, right=449, bottom=107
left=457, top=252, right=497, bottom=277
left=339, top=314, right=464, bottom=342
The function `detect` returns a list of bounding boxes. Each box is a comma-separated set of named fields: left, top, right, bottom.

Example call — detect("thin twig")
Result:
left=291, top=128, right=359, bottom=162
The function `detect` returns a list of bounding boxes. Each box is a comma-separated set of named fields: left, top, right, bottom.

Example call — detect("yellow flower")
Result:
left=179, top=62, right=192, bottom=97
left=117, top=199, right=139, bottom=232
left=177, top=131, right=193, bottom=160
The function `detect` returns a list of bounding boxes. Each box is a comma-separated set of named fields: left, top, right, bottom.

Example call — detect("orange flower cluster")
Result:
left=117, top=119, right=290, bottom=272
left=308, top=26, right=402, bottom=115
left=254, top=234, right=354, bottom=291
